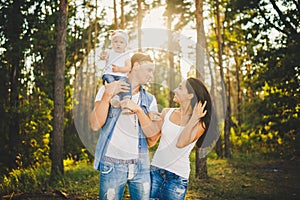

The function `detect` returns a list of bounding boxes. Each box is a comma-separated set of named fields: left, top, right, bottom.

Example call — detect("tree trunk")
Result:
left=233, top=49, right=242, bottom=126
left=216, top=0, right=227, bottom=158
left=195, top=0, right=205, bottom=80
left=167, top=12, right=175, bottom=107
left=6, top=0, right=23, bottom=170
left=195, top=0, right=209, bottom=178
left=113, top=0, right=118, bottom=29
left=120, top=0, right=125, bottom=29
left=224, top=55, right=231, bottom=158
left=195, top=149, right=208, bottom=179
left=137, top=0, right=142, bottom=50
left=50, top=0, right=68, bottom=180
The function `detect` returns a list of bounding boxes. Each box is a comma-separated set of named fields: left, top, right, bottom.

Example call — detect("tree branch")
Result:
left=269, top=0, right=298, bottom=35
left=257, top=6, right=288, bottom=35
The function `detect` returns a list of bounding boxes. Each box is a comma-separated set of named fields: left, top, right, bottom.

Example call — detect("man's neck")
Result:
left=128, top=74, right=140, bottom=95
left=131, top=84, right=140, bottom=95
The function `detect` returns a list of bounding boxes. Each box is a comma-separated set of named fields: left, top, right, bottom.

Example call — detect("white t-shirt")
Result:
left=103, top=49, right=131, bottom=77
left=95, top=86, right=158, bottom=160
left=151, top=108, right=196, bottom=179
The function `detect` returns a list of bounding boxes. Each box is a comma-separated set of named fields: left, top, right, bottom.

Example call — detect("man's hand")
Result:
left=104, top=80, right=130, bottom=98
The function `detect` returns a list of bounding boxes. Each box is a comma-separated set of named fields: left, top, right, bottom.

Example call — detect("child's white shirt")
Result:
left=103, top=49, right=130, bottom=77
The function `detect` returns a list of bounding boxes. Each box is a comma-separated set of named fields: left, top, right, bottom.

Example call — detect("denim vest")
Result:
left=94, top=86, right=154, bottom=171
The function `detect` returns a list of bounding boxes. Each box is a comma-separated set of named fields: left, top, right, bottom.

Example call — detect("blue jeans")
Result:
left=102, top=74, right=131, bottom=100
left=150, top=166, right=188, bottom=200
left=99, top=159, right=150, bottom=200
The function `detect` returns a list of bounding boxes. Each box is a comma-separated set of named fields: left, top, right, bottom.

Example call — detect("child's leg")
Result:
left=102, top=74, right=120, bottom=108
left=118, top=77, right=131, bottom=101
left=102, top=74, right=116, bottom=84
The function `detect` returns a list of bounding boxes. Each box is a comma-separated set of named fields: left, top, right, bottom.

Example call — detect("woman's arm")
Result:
left=176, top=101, right=207, bottom=148
left=120, top=99, right=163, bottom=137
left=146, top=108, right=169, bottom=147
left=147, top=132, right=161, bottom=148
left=89, top=80, right=130, bottom=131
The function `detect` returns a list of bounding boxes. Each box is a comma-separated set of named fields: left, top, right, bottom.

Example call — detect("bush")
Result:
left=0, top=164, right=50, bottom=194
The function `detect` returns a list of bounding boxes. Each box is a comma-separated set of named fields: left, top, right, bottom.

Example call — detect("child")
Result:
left=100, top=30, right=132, bottom=110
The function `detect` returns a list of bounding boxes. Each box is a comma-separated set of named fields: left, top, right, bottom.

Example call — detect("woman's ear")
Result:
left=188, top=93, right=194, bottom=100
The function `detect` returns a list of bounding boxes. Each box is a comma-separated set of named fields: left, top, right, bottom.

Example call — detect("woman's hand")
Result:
left=148, top=111, right=162, bottom=121
left=120, top=98, right=141, bottom=113
left=190, top=101, right=207, bottom=124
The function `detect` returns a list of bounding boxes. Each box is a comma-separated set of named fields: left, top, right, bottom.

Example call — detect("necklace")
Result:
left=133, top=93, right=140, bottom=129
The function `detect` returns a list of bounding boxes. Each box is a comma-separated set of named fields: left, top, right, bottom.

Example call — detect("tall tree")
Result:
left=4, top=0, right=24, bottom=170
left=215, top=0, right=231, bottom=158
left=195, top=0, right=208, bottom=179
left=164, top=0, right=193, bottom=107
left=137, top=0, right=142, bottom=50
left=113, top=0, right=118, bottom=28
left=51, top=0, right=68, bottom=179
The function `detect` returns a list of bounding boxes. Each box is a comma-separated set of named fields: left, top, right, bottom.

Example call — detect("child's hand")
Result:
left=112, top=64, right=119, bottom=72
left=100, top=51, right=108, bottom=60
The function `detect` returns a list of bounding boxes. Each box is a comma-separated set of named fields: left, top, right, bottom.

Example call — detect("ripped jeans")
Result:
left=150, top=166, right=188, bottom=200
left=99, top=158, right=150, bottom=200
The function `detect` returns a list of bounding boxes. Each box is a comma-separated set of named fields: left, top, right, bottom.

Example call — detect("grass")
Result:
left=186, top=152, right=300, bottom=200
left=1, top=152, right=299, bottom=200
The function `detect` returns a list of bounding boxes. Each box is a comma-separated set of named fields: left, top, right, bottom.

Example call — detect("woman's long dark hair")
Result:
left=186, top=77, right=218, bottom=148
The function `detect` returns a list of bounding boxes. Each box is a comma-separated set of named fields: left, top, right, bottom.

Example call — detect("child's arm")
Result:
left=99, top=50, right=108, bottom=60
left=112, top=59, right=131, bottom=73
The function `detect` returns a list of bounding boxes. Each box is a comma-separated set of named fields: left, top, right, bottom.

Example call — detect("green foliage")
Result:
left=225, top=0, right=300, bottom=159
left=0, top=163, right=50, bottom=194
left=0, top=0, right=299, bottom=185
left=0, top=156, right=97, bottom=198
left=2, top=154, right=299, bottom=200
left=17, top=90, right=53, bottom=168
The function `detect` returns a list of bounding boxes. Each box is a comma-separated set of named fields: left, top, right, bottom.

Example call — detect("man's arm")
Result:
left=89, top=92, right=112, bottom=131
left=89, top=80, right=130, bottom=131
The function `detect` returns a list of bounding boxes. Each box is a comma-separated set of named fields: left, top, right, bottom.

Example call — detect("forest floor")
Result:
left=1, top=155, right=300, bottom=200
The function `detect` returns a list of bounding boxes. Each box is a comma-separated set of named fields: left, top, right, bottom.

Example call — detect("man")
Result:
left=89, top=52, right=158, bottom=200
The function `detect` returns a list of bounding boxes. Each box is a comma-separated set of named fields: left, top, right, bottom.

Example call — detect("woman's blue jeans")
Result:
left=150, top=165, right=188, bottom=200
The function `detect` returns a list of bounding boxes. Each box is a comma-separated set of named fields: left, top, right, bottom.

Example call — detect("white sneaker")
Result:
left=110, top=95, right=120, bottom=108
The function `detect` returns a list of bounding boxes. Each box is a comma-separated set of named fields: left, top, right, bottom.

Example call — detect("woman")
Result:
left=147, top=77, right=215, bottom=200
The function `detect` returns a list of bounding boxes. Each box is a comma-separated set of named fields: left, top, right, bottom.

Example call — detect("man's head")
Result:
left=129, top=52, right=155, bottom=85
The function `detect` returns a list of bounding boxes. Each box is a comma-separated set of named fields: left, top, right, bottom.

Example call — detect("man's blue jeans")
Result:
left=99, top=159, right=150, bottom=200
left=150, top=166, right=188, bottom=200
